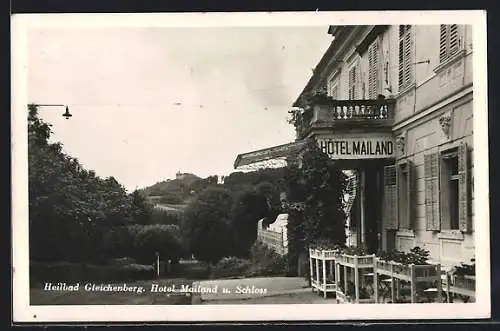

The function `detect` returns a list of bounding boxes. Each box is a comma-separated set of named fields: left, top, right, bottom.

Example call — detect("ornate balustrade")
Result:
left=296, top=99, right=396, bottom=139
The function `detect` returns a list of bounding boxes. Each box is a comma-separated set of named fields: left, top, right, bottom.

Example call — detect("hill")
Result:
left=139, top=173, right=217, bottom=204
left=140, top=168, right=286, bottom=206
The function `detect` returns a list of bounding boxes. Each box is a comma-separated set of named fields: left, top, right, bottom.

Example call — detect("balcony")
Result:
left=294, top=97, right=396, bottom=140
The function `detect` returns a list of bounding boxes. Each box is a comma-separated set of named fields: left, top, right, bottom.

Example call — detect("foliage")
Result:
left=30, top=261, right=154, bottom=286
left=29, top=105, right=124, bottom=262
left=130, top=189, right=153, bottom=225
left=212, top=257, right=253, bottom=279
left=132, top=224, right=183, bottom=264
left=223, top=168, right=286, bottom=193
left=377, top=247, right=430, bottom=265
left=182, top=186, right=235, bottom=266
left=229, top=188, right=270, bottom=257
left=341, top=246, right=370, bottom=256
left=309, top=239, right=345, bottom=251
left=139, top=173, right=201, bottom=199
left=287, top=91, right=330, bottom=127
left=149, top=209, right=182, bottom=226
left=28, top=104, right=160, bottom=264
left=158, top=193, right=184, bottom=205
left=245, top=242, right=288, bottom=277
left=284, top=138, right=347, bottom=274
left=452, top=258, right=476, bottom=276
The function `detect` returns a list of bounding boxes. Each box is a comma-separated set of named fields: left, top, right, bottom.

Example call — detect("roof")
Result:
left=233, top=140, right=307, bottom=169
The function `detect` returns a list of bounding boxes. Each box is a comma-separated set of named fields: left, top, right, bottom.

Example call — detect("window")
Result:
left=397, top=162, right=411, bottom=229
left=384, top=161, right=414, bottom=231
left=439, top=24, right=461, bottom=63
left=440, top=150, right=460, bottom=230
left=425, top=143, right=472, bottom=233
left=348, top=61, right=360, bottom=100
left=398, top=25, right=414, bottom=90
left=368, top=39, right=380, bottom=98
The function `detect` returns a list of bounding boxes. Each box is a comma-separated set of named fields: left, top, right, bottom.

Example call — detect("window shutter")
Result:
left=424, top=153, right=441, bottom=231
left=407, top=160, right=416, bottom=230
left=458, top=143, right=471, bottom=232
left=449, top=25, right=459, bottom=56
left=396, top=164, right=402, bottom=229
left=368, top=40, right=380, bottom=99
left=368, top=46, right=374, bottom=98
left=355, top=61, right=361, bottom=99
left=383, top=165, right=398, bottom=230
left=348, top=67, right=355, bottom=100
left=398, top=37, right=404, bottom=88
left=403, top=31, right=412, bottom=86
left=439, top=24, right=448, bottom=63
left=398, top=25, right=413, bottom=89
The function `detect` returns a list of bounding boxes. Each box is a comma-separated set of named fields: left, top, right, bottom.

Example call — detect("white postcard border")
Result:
left=12, top=10, right=490, bottom=322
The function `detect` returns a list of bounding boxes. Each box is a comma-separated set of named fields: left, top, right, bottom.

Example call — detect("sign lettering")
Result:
left=317, top=137, right=395, bottom=159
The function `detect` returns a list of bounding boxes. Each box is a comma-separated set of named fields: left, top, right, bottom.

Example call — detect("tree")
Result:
left=255, top=181, right=282, bottom=220
left=28, top=104, right=140, bottom=264
left=130, top=189, right=153, bottom=224
left=284, top=138, right=347, bottom=275
left=182, top=186, right=235, bottom=270
left=133, top=224, right=183, bottom=264
left=229, top=188, right=269, bottom=257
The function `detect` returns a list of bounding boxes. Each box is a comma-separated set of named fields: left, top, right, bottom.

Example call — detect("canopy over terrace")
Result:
left=233, top=140, right=308, bottom=171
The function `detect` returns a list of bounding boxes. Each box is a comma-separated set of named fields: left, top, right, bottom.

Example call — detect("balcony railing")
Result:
left=295, top=99, right=396, bottom=139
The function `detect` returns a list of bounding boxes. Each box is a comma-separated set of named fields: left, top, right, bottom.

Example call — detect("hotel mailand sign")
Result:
left=316, top=134, right=395, bottom=159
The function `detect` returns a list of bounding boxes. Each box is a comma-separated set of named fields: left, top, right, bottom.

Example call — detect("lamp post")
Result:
left=30, top=104, right=72, bottom=119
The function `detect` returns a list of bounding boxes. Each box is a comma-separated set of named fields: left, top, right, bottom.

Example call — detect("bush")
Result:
left=212, top=257, right=253, bottom=279
left=159, top=193, right=184, bottom=205
left=244, top=242, right=288, bottom=277
left=132, top=224, right=183, bottom=264
left=377, top=246, right=430, bottom=265
left=29, top=261, right=155, bottom=287
left=452, top=258, right=476, bottom=276
left=150, top=209, right=181, bottom=226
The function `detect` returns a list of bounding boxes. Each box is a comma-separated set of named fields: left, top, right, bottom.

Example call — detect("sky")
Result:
left=27, top=26, right=332, bottom=191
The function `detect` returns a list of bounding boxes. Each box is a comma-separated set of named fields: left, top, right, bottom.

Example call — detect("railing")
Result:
left=296, top=99, right=396, bottom=139
left=446, top=274, right=475, bottom=302
left=374, top=260, right=442, bottom=303
left=307, top=247, right=472, bottom=304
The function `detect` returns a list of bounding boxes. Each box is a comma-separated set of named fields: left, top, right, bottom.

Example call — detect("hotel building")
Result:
left=235, top=24, right=474, bottom=271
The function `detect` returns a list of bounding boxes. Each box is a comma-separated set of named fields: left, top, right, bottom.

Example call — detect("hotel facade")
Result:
left=235, top=24, right=474, bottom=271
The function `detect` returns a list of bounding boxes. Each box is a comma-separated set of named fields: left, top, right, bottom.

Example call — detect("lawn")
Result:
left=30, top=278, right=193, bottom=305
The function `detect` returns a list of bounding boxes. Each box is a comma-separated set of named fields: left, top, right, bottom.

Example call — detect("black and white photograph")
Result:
left=12, top=11, right=489, bottom=322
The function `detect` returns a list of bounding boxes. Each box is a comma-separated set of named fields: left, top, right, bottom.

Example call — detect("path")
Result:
left=191, top=277, right=337, bottom=304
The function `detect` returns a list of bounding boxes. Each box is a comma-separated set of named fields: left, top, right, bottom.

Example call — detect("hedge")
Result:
left=30, top=261, right=154, bottom=287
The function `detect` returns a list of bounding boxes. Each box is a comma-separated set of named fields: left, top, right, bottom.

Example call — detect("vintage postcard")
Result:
left=12, top=10, right=489, bottom=322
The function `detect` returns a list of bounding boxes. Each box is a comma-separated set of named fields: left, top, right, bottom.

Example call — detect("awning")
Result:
left=233, top=140, right=307, bottom=169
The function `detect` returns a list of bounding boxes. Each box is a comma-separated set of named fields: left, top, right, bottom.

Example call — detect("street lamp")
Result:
left=31, top=104, right=72, bottom=119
